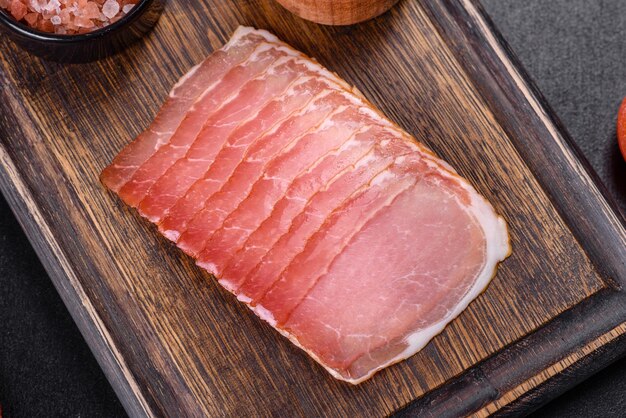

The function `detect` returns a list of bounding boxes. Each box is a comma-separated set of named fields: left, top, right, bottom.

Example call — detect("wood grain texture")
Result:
left=0, top=0, right=624, bottom=416
left=274, top=0, right=400, bottom=25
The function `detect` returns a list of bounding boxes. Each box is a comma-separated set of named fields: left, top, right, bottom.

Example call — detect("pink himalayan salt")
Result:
left=82, top=1, right=99, bottom=19
left=75, top=15, right=94, bottom=28
left=1, top=0, right=136, bottom=34
left=9, top=0, right=27, bottom=21
left=24, top=11, right=37, bottom=25
left=102, top=0, right=119, bottom=19
left=37, top=17, right=53, bottom=31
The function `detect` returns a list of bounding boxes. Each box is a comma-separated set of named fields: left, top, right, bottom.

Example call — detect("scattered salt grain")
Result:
left=24, top=11, right=37, bottom=25
left=82, top=2, right=100, bottom=19
left=43, top=0, right=60, bottom=12
left=102, top=0, right=119, bottom=19
left=9, top=0, right=27, bottom=21
left=1, top=0, right=137, bottom=34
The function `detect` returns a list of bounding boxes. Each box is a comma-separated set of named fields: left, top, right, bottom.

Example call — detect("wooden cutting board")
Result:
left=1, top=1, right=625, bottom=416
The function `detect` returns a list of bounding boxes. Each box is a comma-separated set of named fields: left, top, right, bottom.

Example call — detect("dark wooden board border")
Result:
left=0, top=145, right=156, bottom=417
left=422, top=0, right=626, bottom=282
left=395, top=291, right=626, bottom=417
left=0, top=1, right=625, bottom=416
left=394, top=1, right=626, bottom=416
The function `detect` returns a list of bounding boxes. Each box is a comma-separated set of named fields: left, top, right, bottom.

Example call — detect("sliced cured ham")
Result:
left=200, top=125, right=399, bottom=283
left=231, top=128, right=413, bottom=299
left=174, top=95, right=367, bottom=256
left=100, top=27, right=282, bottom=192
left=101, top=26, right=510, bottom=384
left=139, top=76, right=332, bottom=223
left=158, top=88, right=352, bottom=242
left=118, top=47, right=301, bottom=207
left=182, top=106, right=380, bottom=258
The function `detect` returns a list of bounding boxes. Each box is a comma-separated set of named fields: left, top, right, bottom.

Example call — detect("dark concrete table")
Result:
left=1, top=1, right=624, bottom=416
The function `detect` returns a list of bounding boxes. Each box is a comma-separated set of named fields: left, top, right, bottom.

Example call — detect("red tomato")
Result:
left=618, top=97, right=626, bottom=161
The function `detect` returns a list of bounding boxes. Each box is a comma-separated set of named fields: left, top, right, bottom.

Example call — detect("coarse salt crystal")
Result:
left=1, top=0, right=135, bottom=34
left=44, top=0, right=60, bottom=12
left=10, top=0, right=27, bottom=20
left=28, top=0, right=40, bottom=13
left=24, top=11, right=37, bottom=24
left=101, top=0, right=118, bottom=19
left=74, top=15, right=94, bottom=28
left=82, top=1, right=99, bottom=19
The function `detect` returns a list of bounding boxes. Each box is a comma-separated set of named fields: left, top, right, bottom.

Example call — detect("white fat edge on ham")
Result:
left=186, top=49, right=368, bottom=143
left=179, top=43, right=293, bottom=106
left=347, top=172, right=510, bottom=384
left=173, top=26, right=510, bottom=384
left=231, top=26, right=354, bottom=93
left=169, top=62, right=203, bottom=98
left=170, top=25, right=279, bottom=92
left=226, top=26, right=281, bottom=49
left=226, top=147, right=509, bottom=384
left=156, top=42, right=292, bottom=149
left=169, top=27, right=281, bottom=98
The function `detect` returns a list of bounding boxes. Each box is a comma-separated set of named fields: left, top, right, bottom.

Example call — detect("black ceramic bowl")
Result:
left=0, top=0, right=164, bottom=63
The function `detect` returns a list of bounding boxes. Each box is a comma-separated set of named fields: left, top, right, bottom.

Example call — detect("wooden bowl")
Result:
left=275, top=0, right=400, bottom=25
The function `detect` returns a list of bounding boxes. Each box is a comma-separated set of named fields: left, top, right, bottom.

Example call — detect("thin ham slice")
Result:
left=174, top=94, right=368, bottom=256
left=284, top=173, right=493, bottom=380
left=157, top=88, right=354, bottom=242
left=139, top=77, right=348, bottom=224
left=256, top=156, right=426, bottom=324
left=100, top=27, right=280, bottom=192
left=192, top=107, right=386, bottom=271
left=229, top=128, right=414, bottom=298
left=118, top=46, right=302, bottom=207
left=101, top=26, right=510, bottom=384
left=199, top=125, right=395, bottom=282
